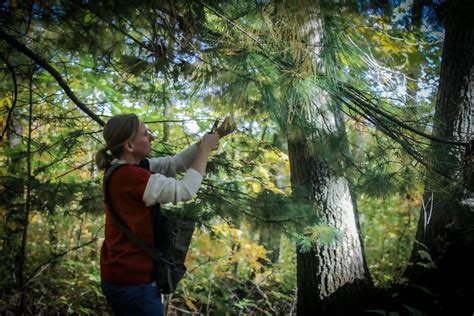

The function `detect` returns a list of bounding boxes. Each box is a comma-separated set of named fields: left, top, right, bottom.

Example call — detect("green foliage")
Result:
left=294, top=224, right=341, bottom=253
left=358, top=193, right=420, bottom=286
left=362, top=169, right=398, bottom=198
left=172, top=224, right=296, bottom=314
left=1, top=213, right=296, bottom=314
left=0, top=0, right=448, bottom=313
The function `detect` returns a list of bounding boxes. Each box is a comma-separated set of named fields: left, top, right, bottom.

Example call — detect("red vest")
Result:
left=100, top=164, right=154, bottom=285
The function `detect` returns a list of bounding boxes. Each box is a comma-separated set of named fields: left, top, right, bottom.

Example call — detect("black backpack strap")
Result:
left=138, top=158, right=150, bottom=170
left=138, top=159, right=169, bottom=280
left=103, top=162, right=175, bottom=267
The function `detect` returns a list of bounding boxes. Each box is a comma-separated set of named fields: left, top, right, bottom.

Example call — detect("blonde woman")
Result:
left=96, top=113, right=220, bottom=315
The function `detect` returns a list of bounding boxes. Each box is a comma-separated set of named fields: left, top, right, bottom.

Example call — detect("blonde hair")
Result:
left=95, top=114, right=140, bottom=170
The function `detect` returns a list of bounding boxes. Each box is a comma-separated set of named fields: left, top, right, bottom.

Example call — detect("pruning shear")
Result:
left=209, top=118, right=220, bottom=134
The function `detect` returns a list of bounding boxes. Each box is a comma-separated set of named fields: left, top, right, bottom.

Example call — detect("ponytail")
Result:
left=95, top=147, right=113, bottom=171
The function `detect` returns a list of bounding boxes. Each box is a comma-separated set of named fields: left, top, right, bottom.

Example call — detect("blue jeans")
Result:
left=101, top=282, right=164, bottom=316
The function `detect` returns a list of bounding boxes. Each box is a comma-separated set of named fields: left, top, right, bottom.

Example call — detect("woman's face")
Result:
left=129, top=121, right=155, bottom=159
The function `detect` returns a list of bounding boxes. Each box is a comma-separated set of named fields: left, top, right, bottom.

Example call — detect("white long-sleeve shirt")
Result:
left=142, top=144, right=202, bottom=205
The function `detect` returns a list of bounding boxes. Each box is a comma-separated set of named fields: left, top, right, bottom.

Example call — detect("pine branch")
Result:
left=337, top=94, right=458, bottom=182
left=0, top=28, right=105, bottom=126
left=199, top=0, right=292, bottom=70
left=78, top=2, right=152, bottom=53
left=341, top=84, right=469, bottom=146
left=49, top=160, right=94, bottom=182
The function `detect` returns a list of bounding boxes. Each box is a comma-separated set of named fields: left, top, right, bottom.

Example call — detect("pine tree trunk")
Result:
left=404, top=1, right=474, bottom=313
left=288, top=132, right=372, bottom=314
left=288, top=9, right=372, bottom=314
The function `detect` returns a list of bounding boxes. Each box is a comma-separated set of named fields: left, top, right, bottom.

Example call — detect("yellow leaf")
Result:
left=250, top=182, right=262, bottom=193
left=185, top=298, right=197, bottom=311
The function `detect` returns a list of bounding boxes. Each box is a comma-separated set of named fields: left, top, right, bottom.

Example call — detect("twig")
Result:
left=289, top=287, right=297, bottom=315
left=254, top=282, right=277, bottom=314
left=168, top=305, right=198, bottom=315
left=422, top=192, right=434, bottom=234
left=48, top=160, right=94, bottom=182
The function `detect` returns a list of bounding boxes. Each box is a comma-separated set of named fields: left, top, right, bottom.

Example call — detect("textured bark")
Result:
left=404, top=1, right=474, bottom=313
left=289, top=8, right=372, bottom=315
left=289, top=134, right=372, bottom=315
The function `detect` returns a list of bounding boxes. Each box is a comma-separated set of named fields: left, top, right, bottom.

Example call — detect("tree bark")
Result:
left=289, top=132, right=372, bottom=314
left=404, top=0, right=474, bottom=313
left=288, top=10, right=372, bottom=314
left=406, top=0, right=424, bottom=103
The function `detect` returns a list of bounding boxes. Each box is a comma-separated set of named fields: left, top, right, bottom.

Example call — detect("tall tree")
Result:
left=285, top=6, right=373, bottom=314
left=403, top=0, right=474, bottom=313
left=191, top=2, right=375, bottom=312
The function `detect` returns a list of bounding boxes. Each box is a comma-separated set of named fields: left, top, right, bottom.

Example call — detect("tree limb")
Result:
left=341, top=83, right=470, bottom=146
left=199, top=0, right=292, bottom=70
left=0, top=28, right=105, bottom=126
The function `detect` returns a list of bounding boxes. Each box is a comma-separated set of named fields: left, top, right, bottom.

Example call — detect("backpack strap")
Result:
left=138, top=159, right=168, bottom=280
left=103, top=162, right=175, bottom=267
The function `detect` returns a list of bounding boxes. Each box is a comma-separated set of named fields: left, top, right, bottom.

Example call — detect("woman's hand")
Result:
left=200, top=133, right=220, bottom=152
left=192, top=133, right=220, bottom=175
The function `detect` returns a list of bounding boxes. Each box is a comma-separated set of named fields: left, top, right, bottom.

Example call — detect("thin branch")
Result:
left=0, top=52, right=18, bottom=141
left=45, top=160, right=94, bottom=182
left=0, top=28, right=105, bottom=126
left=341, top=84, right=469, bottom=146
left=199, top=0, right=292, bottom=70
left=78, top=2, right=152, bottom=53
left=144, top=118, right=214, bottom=124
left=19, top=68, right=35, bottom=313
left=25, top=225, right=104, bottom=285
left=338, top=95, right=458, bottom=181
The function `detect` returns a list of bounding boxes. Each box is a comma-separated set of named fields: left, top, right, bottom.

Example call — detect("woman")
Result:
left=95, top=113, right=220, bottom=315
